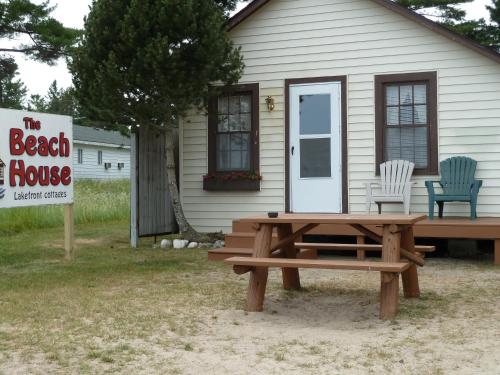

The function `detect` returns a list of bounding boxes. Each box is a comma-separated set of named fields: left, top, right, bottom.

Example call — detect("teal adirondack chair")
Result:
left=425, top=157, right=482, bottom=220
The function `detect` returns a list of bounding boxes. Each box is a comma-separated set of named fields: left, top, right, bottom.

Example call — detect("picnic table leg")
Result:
left=380, top=224, right=401, bottom=320
left=277, top=223, right=301, bottom=290
left=401, top=226, right=420, bottom=298
left=356, top=235, right=366, bottom=260
left=494, top=239, right=500, bottom=266
left=246, top=223, right=274, bottom=312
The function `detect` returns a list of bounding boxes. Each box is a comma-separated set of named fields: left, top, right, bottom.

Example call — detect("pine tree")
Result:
left=396, top=0, right=500, bottom=51
left=0, top=58, right=27, bottom=109
left=395, top=0, right=472, bottom=22
left=0, top=0, right=80, bottom=64
left=43, top=80, right=78, bottom=116
left=488, top=0, right=500, bottom=24
left=27, top=93, right=47, bottom=112
left=70, top=0, right=244, bottom=240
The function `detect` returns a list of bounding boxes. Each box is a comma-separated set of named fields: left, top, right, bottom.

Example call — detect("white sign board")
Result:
left=0, top=109, right=74, bottom=208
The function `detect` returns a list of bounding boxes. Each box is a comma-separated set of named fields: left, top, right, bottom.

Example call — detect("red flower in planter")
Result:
left=203, top=171, right=263, bottom=182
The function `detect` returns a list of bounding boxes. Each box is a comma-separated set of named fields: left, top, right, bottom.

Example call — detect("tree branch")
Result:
left=0, top=47, right=39, bottom=53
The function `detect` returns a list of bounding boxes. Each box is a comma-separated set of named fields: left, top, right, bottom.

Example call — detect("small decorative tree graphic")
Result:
left=0, top=158, right=5, bottom=185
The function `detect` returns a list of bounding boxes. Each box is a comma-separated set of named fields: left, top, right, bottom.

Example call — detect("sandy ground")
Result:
left=1, top=258, right=499, bottom=375
left=155, top=261, right=500, bottom=375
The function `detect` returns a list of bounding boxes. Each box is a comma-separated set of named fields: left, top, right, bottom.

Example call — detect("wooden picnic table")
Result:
left=225, top=213, right=427, bottom=320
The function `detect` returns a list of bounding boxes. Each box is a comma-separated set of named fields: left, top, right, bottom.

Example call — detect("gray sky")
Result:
left=9, top=0, right=494, bottom=97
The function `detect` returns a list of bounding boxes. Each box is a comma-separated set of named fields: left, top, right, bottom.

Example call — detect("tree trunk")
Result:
left=164, top=126, right=207, bottom=242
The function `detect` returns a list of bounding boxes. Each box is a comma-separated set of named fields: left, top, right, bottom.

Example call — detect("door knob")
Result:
left=291, top=146, right=295, bottom=155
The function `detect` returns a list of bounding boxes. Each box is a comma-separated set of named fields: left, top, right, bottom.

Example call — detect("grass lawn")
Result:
left=0, top=180, right=130, bottom=235
left=1, top=221, right=499, bottom=374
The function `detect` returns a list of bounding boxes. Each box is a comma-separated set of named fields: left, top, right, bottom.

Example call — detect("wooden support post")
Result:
left=401, top=226, right=420, bottom=298
left=350, top=224, right=383, bottom=244
left=130, top=132, right=139, bottom=248
left=356, top=235, right=366, bottom=260
left=246, top=224, right=274, bottom=312
left=380, top=224, right=401, bottom=320
left=64, top=203, right=75, bottom=260
left=277, top=224, right=301, bottom=290
left=269, top=223, right=317, bottom=253
left=495, top=239, right=500, bottom=266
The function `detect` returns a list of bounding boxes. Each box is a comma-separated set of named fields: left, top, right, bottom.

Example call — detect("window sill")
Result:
left=203, top=179, right=261, bottom=191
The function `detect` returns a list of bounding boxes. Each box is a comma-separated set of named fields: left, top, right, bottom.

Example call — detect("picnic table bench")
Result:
left=223, top=213, right=427, bottom=320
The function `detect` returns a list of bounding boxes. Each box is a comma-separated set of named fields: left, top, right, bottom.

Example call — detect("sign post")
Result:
left=0, top=109, right=74, bottom=258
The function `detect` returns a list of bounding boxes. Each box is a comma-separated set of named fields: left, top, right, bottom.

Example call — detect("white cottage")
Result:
left=180, top=0, right=500, bottom=234
left=73, top=125, right=130, bottom=180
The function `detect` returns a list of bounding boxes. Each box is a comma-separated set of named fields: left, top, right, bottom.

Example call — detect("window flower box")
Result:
left=203, top=172, right=262, bottom=191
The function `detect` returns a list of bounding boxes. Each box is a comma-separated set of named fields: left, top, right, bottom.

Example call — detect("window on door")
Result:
left=375, top=72, right=438, bottom=175
left=77, top=149, right=83, bottom=164
left=97, top=150, right=103, bottom=165
left=299, top=94, right=332, bottom=178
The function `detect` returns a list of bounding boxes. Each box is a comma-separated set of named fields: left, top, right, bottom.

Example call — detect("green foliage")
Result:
left=70, top=0, right=245, bottom=128
left=0, top=179, right=130, bottom=234
left=27, top=80, right=79, bottom=116
left=0, top=57, right=26, bottom=109
left=0, top=0, right=80, bottom=64
left=396, top=0, right=500, bottom=51
left=24, top=80, right=121, bottom=133
left=451, top=18, right=500, bottom=51
left=488, top=0, right=500, bottom=24
left=395, top=0, right=472, bottom=22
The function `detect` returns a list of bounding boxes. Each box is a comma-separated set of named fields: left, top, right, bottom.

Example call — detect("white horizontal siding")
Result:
left=181, top=0, right=500, bottom=232
left=73, top=143, right=130, bottom=180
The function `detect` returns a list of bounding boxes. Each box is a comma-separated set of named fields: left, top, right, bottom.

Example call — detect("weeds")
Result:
left=0, top=179, right=130, bottom=234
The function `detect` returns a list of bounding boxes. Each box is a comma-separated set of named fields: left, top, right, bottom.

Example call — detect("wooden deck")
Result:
left=226, top=216, right=500, bottom=265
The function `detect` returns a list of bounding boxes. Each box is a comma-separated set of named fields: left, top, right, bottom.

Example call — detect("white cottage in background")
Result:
left=73, top=125, right=130, bottom=180
left=179, top=0, right=500, bottom=233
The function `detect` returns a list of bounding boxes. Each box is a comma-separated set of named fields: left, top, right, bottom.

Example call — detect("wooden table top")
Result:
left=239, top=213, right=427, bottom=225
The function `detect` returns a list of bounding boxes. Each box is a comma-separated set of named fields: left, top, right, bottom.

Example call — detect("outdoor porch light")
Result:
left=265, top=95, right=275, bottom=112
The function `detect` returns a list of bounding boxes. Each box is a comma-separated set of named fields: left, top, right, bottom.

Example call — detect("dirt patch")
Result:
left=1, top=256, right=498, bottom=374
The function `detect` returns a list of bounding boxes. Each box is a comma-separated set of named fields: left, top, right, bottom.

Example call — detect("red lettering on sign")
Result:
left=38, top=136, right=49, bottom=156
left=48, top=137, right=59, bottom=157
left=9, top=160, right=72, bottom=187
left=9, top=128, right=70, bottom=158
left=61, top=167, right=72, bottom=186
left=9, top=128, right=25, bottom=155
left=23, top=117, right=41, bottom=130
left=9, top=160, right=26, bottom=186
left=23, top=117, right=31, bottom=129
left=50, top=166, right=61, bottom=185
left=59, top=132, right=70, bottom=157
left=25, top=166, right=38, bottom=186
left=25, top=135, right=37, bottom=156
left=38, top=167, right=50, bottom=186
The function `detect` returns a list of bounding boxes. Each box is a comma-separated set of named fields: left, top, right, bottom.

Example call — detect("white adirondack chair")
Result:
left=365, top=160, right=416, bottom=215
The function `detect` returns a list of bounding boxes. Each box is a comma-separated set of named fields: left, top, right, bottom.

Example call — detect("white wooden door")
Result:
left=290, top=82, right=342, bottom=213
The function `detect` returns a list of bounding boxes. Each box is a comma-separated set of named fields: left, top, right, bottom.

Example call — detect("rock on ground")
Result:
left=173, top=239, right=189, bottom=249
left=160, top=239, right=172, bottom=249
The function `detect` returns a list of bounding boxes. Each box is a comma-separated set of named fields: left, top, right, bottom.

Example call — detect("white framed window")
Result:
left=77, top=149, right=83, bottom=164
left=98, top=150, right=103, bottom=165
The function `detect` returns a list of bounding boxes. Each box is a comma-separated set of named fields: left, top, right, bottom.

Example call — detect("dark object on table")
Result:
left=267, top=212, right=279, bottom=218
